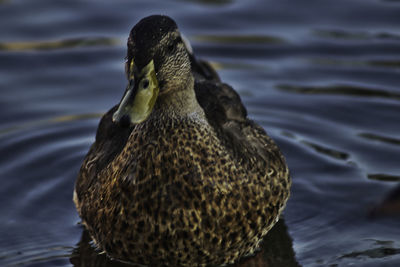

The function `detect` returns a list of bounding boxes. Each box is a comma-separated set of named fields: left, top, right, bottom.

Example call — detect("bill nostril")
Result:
left=142, top=79, right=149, bottom=89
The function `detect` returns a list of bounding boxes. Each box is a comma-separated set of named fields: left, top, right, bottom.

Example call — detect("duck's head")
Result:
left=113, top=15, right=193, bottom=125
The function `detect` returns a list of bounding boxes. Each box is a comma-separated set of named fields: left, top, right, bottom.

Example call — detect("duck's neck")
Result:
left=152, top=76, right=204, bottom=120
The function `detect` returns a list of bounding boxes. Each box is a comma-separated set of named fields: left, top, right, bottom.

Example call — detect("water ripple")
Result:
left=359, top=132, right=400, bottom=146
left=194, top=34, right=286, bottom=44
left=340, top=247, right=400, bottom=260
left=182, top=0, right=233, bottom=6
left=277, top=84, right=400, bottom=101
left=368, top=173, right=400, bottom=182
left=309, top=57, right=400, bottom=70
left=0, top=113, right=102, bottom=137
left=0, top=37, right=119, bottom=52
left=1, top=245, right=73, bottom=267
left=313, top=29, right=400, bottom=41
left=301, top=140, right=349, bottom=161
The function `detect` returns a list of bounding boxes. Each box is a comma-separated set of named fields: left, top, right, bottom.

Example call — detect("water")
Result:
left=1, top=0, right=400, bottom=266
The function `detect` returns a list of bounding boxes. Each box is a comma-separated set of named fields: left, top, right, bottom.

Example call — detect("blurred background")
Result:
left=1, top=0, right=400, bottom=266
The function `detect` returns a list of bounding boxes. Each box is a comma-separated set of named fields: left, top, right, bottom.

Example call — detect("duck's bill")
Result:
left=112, top=60, right=159, bottom=125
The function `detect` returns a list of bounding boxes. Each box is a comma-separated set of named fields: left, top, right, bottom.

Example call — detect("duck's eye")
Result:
left=167, top=37, right=183, bottom=53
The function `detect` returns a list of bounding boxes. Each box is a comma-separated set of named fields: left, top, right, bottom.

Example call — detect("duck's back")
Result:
left=195, top=80, right=289, bottom=176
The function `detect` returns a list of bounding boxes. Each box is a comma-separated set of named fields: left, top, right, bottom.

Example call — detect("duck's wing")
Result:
left=75, top=106, right=133, bottom=199
left=194, top=80, right=287, bottom=172
left=190, top=56, right=221, bottom=82
left=92, top=106, right=133, bottom=169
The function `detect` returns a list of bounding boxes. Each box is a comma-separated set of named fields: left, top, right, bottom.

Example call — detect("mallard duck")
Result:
left=74, top=15, right=291, bottom=267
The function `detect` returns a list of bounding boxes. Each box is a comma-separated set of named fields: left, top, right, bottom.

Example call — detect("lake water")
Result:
left=1, top=0, right=400, bottom=266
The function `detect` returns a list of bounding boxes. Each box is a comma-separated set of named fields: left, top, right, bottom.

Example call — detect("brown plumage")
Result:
left=74, top=15, right=291, bottom=266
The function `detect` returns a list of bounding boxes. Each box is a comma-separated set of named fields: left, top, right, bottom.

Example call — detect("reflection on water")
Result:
left=0, top=113, right=102, bottom=137
left=300, top=140, right=349, bottom=161
left=313, top=29, right=400, bottom=41
left=194, top=34, right=286, bottom=45
left=277, top=84, right=400, bottom=101
left=340, top=243, right=400, bottom=260
left=309, top=57, right=400, bottom=70
left=368, top=174, right=400, bottom=182
left=359, top=132, right=400, bottom=146
left=1, top=0, right=400, bottom=266
left=0, top=37, right=119, bottom=51
left=182, top=0, right=233, bottom=5
left=370, top=185, right=400, bottom=217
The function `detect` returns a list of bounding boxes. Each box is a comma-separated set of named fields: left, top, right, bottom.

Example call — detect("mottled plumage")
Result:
left=74, top=15, right=291, bottom=267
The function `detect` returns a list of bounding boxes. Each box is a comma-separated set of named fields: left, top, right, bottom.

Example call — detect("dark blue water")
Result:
left=1, top=0, right=400, bottom=266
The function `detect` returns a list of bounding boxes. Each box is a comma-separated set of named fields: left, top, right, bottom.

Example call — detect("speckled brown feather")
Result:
left=74, top=15, right=291, bottom=267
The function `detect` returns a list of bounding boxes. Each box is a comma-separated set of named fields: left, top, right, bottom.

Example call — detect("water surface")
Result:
left=1, top=0, right=400, bottom=266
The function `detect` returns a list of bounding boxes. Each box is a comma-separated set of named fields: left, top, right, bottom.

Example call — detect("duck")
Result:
left=74, top=15, right=291, bottom=267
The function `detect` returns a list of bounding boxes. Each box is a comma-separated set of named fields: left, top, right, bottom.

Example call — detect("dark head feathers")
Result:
left=127, top=15, right=178, bottom=67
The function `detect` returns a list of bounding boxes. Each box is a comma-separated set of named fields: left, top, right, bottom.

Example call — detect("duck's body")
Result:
left=74, top=15, right=290, bottom=266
